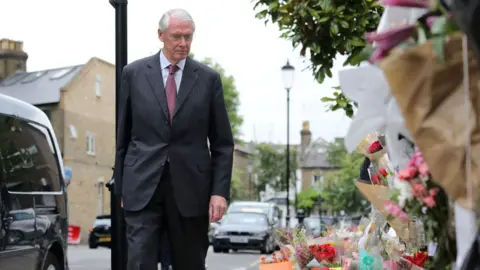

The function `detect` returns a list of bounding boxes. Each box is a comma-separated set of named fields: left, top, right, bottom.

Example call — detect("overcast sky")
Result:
left=1, top=0, right=351, bottom=144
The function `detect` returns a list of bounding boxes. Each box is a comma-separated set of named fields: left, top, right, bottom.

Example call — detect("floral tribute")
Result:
left=371, top=167, right=390, bottom=186
left=309, top=243, right=343, bottom=268
left=404, top=251, right=429, bottom=268
left=368, top=140, right=383, bottom=154
left=272, top=225, right=313, bottom=269
left=259, top=248, right=292, bottom=264
left=385, top=147, right=456, bottom=269
left=362, top=0, right=459, bottom=63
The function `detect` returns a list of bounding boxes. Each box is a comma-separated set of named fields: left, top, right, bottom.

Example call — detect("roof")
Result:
left=234, top=144, right=251, bottom=154
left=0, top=64, right=83, bottom=105
left=299, top=137, right=338, bottom=169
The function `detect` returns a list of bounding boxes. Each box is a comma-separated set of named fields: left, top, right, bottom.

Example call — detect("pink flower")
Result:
left=408, top=150, right=425, bottom=168
left=412, top=183, right=426, bottom=198
left=366, top=25, right=416, bottom=51
left=423, top=196, right=436, bottom=208
left=429, top=187, right=439, bottom=197
left=397, top=166, right=417, bottom=181
left=380, top=0, right=433, bottom=8
left=385, top=201, right=409, bottom=222
left=418, top=162, right=430, bottom=177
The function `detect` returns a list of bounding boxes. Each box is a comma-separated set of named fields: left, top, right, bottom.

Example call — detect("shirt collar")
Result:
left=160, top=50, right=186, bottom=71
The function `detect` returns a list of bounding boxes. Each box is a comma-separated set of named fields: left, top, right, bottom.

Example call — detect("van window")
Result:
left=0, top=115, right=62, bottom=198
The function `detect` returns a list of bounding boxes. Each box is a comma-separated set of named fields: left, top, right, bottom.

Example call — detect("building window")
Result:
left=86, top=133, right=96, bottom=155
left=95, top=75, right=102, bottom=98
left=69, top=125, right=77, bottom=139
left=312, top=174, right=324, bottom=190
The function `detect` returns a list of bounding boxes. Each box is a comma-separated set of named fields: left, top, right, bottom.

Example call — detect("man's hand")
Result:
left=209, top=195, right=227, bottom=222
left=120, top=198, right=123, bottom=208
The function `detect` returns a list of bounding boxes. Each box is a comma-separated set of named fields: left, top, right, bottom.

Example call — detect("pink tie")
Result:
left=166, top=64, right=179, bottom=125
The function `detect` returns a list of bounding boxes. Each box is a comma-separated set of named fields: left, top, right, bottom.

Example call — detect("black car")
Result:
left=88, top=215, right=111, bottom=249
left=0, top=97, right=69, bottom=270
left=212, top=212, right=275, bottom=254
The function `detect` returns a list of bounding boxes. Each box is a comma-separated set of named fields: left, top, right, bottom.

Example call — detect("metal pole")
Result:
left=107, top=1, right=128, bottom=270
left=286, top=88, right=290, bottom=228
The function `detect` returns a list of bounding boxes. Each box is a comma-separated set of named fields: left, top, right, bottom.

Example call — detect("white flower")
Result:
left=393, top=177, right=413, bottom=208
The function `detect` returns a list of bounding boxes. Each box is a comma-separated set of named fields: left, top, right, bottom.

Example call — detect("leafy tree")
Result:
left=195, top=56, right=244, bottom=142
left=230, top=168, right=250, bottom=201
left=296, top=187, right=320, bottom=215
left=253, top=0, right=383, bottom=117
left=318, top=143, right=370, bottom=215
left=253, top=143, right=298, bottom=197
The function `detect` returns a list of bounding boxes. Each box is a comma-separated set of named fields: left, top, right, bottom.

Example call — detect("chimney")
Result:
left=0, top=39, right=28, bottom=80
left=300, top=121, right=312, bottom=150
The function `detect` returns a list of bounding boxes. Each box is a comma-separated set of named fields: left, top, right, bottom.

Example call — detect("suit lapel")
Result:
left=146, top=52, right=169, bottom=120
left=173, top=57, right=198, bottom=117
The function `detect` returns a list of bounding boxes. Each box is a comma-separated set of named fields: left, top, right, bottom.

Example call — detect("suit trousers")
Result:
left=124, top=164, right=209, bottom=270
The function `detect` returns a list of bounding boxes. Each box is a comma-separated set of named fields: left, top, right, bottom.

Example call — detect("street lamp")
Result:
left=281, top=60, right=294, bottom=228
left=247, top=159, right=253, bottom=200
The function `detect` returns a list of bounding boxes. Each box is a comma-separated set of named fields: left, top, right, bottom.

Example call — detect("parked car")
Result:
left=304, top=217, right=328, bottom=238
left=0, top=94, right=69, bottom=270
left=88, top=215, right=111, bottom=249
left=212, top=212, right=275, bottom=254
left=227, top=201, right=282, bottom=228
left=208, top=221, right=221, bottom=245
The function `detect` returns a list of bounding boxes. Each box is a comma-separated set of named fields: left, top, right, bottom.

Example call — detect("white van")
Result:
left=0, top=94, right=69, bottom=270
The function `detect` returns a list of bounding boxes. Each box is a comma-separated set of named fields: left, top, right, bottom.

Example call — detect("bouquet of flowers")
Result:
left=259, top=248, right=295, bottom=270
left=309, top=243, right=343, bottom=269
left=273, top=224, right=314, bottom=270
left=385, top=148, right=456, bottom=269
left=356, top=133, right=388, bottom=162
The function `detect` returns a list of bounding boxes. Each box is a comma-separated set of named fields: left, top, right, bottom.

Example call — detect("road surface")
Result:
left=68, top=245, right=262, bottom=270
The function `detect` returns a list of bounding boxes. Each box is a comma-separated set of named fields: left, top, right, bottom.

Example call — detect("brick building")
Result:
left=298, top=121, right=341, bottom=191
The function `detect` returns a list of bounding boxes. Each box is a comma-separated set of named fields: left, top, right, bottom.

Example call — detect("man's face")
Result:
left=158, top=18, right=194, bottom=62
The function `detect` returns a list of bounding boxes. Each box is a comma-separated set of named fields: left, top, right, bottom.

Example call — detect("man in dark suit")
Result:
left=114, top=8, right=234, bottom=270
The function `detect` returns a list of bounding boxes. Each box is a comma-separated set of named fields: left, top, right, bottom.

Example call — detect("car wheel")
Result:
left=232, top=248, right=238, bottom=252
left=260, top=238, right=273, bottom=254
left=213, top=247, right=222, bottom=253
left=43, top=252, right=61, bottom=270
left=222, top=249, right=229, bottom=253
left=88, top=241, right=98, bottom=249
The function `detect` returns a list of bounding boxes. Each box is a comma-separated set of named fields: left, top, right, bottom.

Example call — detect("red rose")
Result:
left=368, top=141, right=383, bottom=153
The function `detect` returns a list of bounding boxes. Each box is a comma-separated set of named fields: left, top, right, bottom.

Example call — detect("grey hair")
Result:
left=158, top=8, right=195, bottom=32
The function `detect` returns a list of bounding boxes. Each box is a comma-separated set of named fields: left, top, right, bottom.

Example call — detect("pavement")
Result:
left=67, top=245, right=261, bottom=270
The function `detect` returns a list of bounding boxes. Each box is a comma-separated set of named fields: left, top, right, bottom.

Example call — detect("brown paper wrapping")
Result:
left=355, top=182, right=411, bottom=241
left=380, top=33, right=480, bottom=209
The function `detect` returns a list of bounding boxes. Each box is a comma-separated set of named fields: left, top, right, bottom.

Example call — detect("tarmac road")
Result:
left=68, top=245, right=262, bottom=270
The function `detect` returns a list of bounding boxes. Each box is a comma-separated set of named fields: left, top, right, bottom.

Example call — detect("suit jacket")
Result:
left=114, top=52, right=234, bottom=216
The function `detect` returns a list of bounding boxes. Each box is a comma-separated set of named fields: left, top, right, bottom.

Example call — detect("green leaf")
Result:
left=431, top=16, right=447, bottom=35
left=330, top=22, right=339, bottom=35
left=417, top=27, right=427, bottom=44
left=432, top=36, right=445, bottom=64
left=321, top=97, right=335, bottom=102
left=349, top=38, right=365, bottom=47
left=318, top=17, right=330, bottom=23
left=339, top=20, right=349, bottom=28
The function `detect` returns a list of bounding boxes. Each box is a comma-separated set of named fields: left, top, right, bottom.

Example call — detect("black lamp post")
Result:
left=281, top=60, right=295, bottom=228
left=315, top=197, right=323, bottom=237
left=106, top=1, right=128, bottom=270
